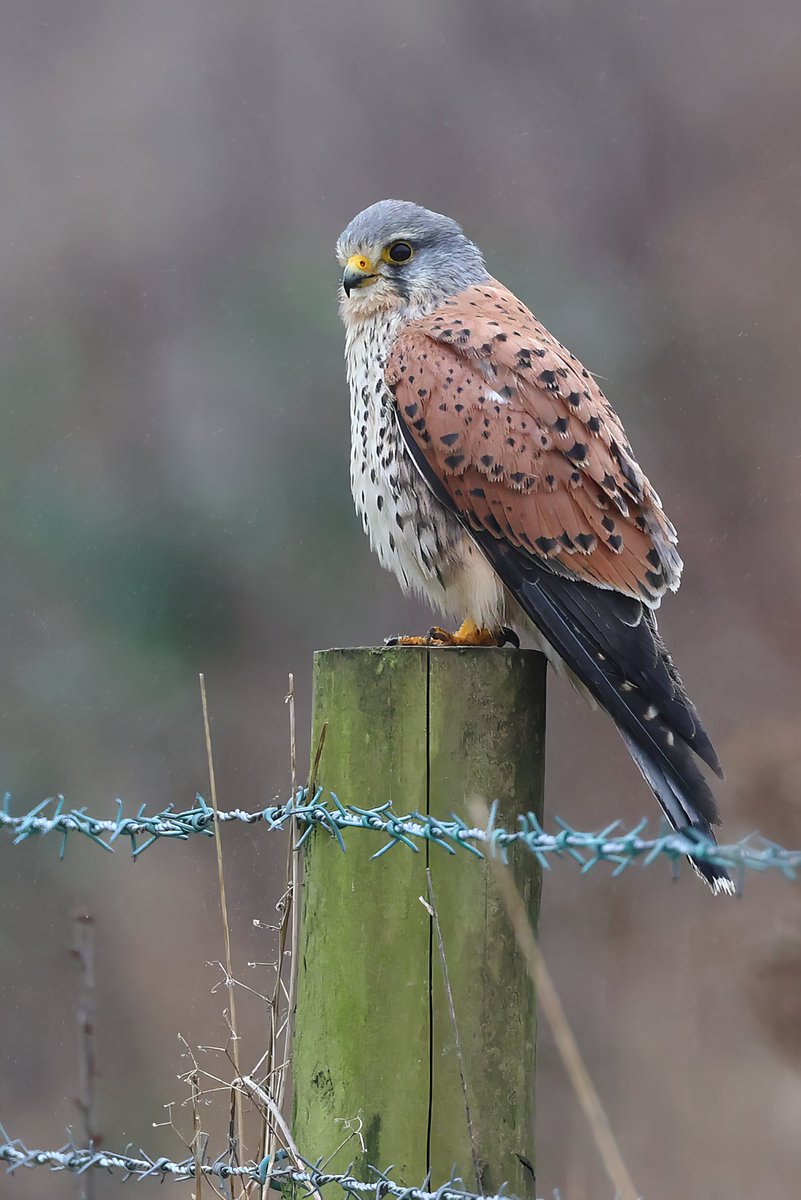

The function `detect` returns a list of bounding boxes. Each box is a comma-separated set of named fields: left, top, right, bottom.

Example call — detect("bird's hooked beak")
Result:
left=342, top=254, right=378, bottom=297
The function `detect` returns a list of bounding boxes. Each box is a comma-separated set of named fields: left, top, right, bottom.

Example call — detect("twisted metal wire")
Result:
left=0, top=788, right=794, bottom=885
left=0, top=1135, right=583, bottom=1199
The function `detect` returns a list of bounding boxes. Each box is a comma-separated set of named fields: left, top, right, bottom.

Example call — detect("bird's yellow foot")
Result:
left=385, top=619, right=520, bottom=648
left=428, top=619, right=501, bottom=646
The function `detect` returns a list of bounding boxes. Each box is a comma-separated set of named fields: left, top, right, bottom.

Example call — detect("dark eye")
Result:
left=387, top=241, right=414, bottom=264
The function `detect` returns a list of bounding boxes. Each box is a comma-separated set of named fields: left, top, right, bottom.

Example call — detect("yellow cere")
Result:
left=347, top=254, right=373, bottom=274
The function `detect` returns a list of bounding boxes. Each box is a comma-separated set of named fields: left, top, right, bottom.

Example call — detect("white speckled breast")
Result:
left=344, top=311, right=507, bottom=629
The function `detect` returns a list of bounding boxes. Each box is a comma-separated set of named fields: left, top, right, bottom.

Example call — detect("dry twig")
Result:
left=70, top=911, right=99, bottom=1200
left=199, top=674, right=246, bottom=1195
left=468, top=797, right=640, bottom=1200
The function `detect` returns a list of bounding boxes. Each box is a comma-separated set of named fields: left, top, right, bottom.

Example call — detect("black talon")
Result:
left=499, top=626, right=520, bottom=649
left=426, top=627, right=451, bottom=644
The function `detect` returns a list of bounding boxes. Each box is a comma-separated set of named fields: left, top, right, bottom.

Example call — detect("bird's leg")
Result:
left=427, top=619, right=506, bottom=646
left=385, top=620, right=520, bottom=648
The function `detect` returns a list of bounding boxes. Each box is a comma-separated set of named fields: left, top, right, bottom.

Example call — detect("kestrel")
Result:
left=337, top=199, right=731, bottom=895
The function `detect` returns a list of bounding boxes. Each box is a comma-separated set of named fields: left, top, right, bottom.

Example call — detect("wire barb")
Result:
left=0, top=1137, right=589, bottom=1198
left=0, top=788, right=796, bottom=885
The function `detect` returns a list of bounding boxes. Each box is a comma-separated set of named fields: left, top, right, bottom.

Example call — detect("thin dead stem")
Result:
left=287, top=672, right=297, bottom=796
left=281, top=673, right=302, bottom=1104
left=236, top=1074, right=323, bottom=1200
left=307, top=722, right=327, bottom=799
left=257, top=675, right=307, bottom=1198
left=70, top=910, right=99, bottom=1200
left=173, top=1040, right=226, bottom=1200
left=468, top=797, right=640, bottom=1200
left=318, top=1115, right=367, bottom=1172
left=160, top=689, right=326, bottom=1198
left=199, top=673, right=246, bottom=1195
left=190, top=1069, right=203, bottom=1200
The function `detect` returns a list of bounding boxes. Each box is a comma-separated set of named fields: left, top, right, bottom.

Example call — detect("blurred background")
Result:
left=1, top=1, right=800, bottom=1196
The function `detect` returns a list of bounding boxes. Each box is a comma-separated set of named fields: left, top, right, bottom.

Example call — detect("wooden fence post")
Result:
left=292, top=646, right=546, bottom=1198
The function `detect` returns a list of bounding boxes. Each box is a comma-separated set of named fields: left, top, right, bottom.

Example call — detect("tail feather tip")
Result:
left=691, top=857, right=736, bottom=897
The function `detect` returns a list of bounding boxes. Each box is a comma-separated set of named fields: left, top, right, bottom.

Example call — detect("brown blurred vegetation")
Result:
left=1, top=2, right=800, bottom=1197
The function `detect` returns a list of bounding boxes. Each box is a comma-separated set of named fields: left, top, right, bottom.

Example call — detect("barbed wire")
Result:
left=0, top=788, right=794, bottom=886
left=0, top=1135, right=586, bottom=1199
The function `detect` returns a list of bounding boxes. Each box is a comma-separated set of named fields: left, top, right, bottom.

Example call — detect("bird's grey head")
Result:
left=336, top=200, right=489, bottom=320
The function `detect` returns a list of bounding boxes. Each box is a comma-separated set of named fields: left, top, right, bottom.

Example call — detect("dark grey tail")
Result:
left=439, top=527, right=734, bottom=895
left=620, top=730, right=734, bottom=895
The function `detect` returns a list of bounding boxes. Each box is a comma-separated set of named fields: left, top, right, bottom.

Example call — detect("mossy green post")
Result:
left=293, top=647, right=546, bottom=1198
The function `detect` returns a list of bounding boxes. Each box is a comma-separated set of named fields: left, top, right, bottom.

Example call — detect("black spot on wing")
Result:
left=392, top=402, right=722, bottom=811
